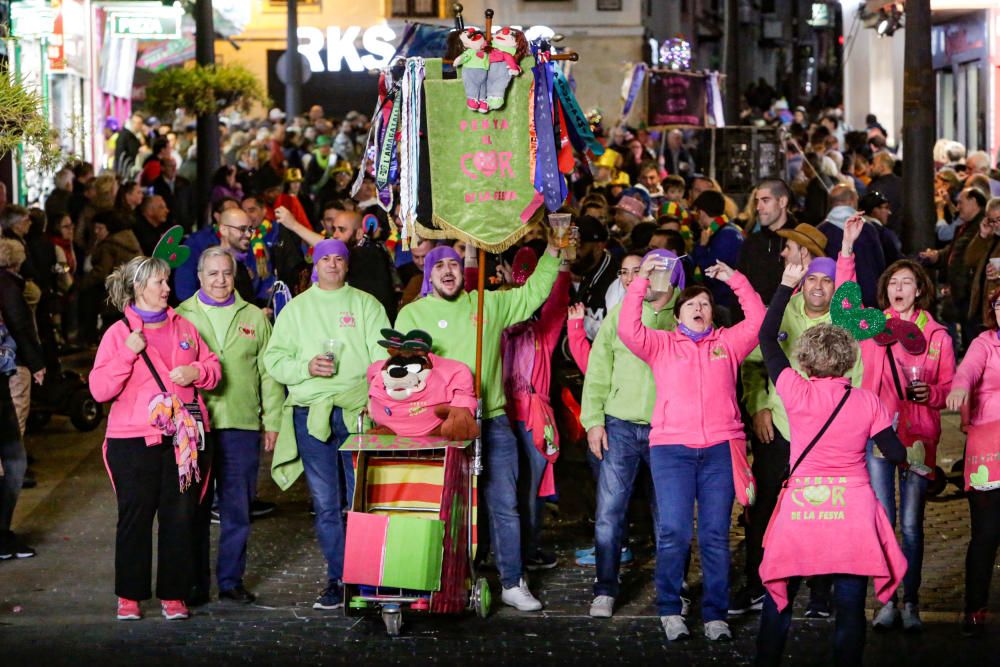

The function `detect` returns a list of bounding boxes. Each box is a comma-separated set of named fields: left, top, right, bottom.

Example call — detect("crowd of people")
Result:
left=1, top=100, right=999, bottom=665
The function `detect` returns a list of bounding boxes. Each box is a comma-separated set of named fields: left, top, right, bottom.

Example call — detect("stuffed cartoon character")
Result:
left=367, top=329, right=480, bottom=440
left=452, top=29, right=490, bottom=112
left=485, top=27, right=527, bottom=110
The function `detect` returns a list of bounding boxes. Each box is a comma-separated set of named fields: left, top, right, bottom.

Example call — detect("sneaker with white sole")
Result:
left=160, top=599, right=189, bottom=620
left=661, top=614, right=690, bottom=641
left=872, top=601, right=900, bottom=631
left=501, top=578, right=543, bottom=611
left=589, top=595, right=614, bottom=618
left=704, top=620, right=733, bottom=641
left=901, top=602, right=923, bottom=634
left=116, top=597, right=141, bottom=621
left=728, top=585, right=765, bottom=616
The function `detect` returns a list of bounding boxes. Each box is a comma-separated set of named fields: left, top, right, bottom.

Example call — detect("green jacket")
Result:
left=580, top=296, right=676, bottom=430
left=741, top=292, right=863, bottom=440
left=176, top=294, right=283, bottom=433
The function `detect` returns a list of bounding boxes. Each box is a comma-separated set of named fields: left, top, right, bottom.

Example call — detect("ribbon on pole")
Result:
left=620, top=62, right=647, bottom=119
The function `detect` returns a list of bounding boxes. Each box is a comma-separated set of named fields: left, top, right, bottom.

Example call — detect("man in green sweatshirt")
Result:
left=730, top=256, right=861, bottom=617
left=394, top=239, right=559, bottom=612
left=263, top=239, right=390, bottom=611
left=581, top=250, right=677, bottom=620
left=176, top=247, right=284, bottom=605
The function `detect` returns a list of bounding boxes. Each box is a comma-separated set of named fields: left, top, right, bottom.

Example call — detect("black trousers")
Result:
left=966, top=488, right=1000, bottom=612
left=0, top=378, right=26, bottom=532
left=744, top=431, right=790, bottom=590
left=106, top=437, right=198, bottom=601
left=191, top=434, right=216, bottom=597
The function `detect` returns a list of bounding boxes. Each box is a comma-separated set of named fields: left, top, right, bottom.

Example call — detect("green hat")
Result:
left=314, top=135, right=332, bottom=147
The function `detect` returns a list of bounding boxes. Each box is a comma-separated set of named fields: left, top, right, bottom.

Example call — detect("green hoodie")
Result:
left=741, top=292, right=863, bottom=440
left=580, top=295, right=676, bottom=430
left=176, top=294, right=284, bottom=432
left=395, top=253, right=559, bottom=419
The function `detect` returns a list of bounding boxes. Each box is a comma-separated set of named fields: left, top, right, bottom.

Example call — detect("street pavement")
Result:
left=1, top=409, right=997, bottom=666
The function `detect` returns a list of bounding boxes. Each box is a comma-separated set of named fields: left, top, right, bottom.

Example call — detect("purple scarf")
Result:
left=197, top=290, right=236, bottom=308
left=678, top=322, right=713, bottom=342
left=420, top=246, right=464, bottom=297
left=129, top=304, right=167, bottom=324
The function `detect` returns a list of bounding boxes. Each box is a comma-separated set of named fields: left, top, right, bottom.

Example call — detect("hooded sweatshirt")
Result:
left=952, top=330, right=1000, bottom=427
left=819, top=206, right=885, bottom=306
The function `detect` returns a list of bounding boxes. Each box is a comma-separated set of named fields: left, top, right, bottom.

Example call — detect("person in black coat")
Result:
left=152, top=157, right=195, bottom=232
left=867, top=152, right=904, bottom=237
left=737, top=180, right=796, bottom=304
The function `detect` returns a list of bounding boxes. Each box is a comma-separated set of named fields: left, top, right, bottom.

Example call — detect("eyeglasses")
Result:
left=618, top=268, right=642, bottom=277
left=992, top=301, right=1000, bottom=310
left=223, top=224, right=254, bottom=235
left=987, top=216, right=1000, bottom=226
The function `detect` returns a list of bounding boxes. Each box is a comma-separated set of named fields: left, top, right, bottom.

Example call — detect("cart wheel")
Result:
left=472, top=577, right=491, bottom=618
left=382, top=605, right=403, bottom=636
left=69, top=389, right=103, bottom=432
left=926, top=466, right=948, bottom=497
left=27, top=410, right=51, bottom=433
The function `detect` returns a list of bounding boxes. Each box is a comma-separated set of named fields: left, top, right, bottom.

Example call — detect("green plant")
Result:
left=144, top=63, right=269, bottom=118
left=0, top=73, right=62, bottom=170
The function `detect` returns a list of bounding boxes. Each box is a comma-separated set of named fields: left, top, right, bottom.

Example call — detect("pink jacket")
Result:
left=953, top=330, right=1000, bottom=427
left=567, top=318, right=590, bottom=374
left=836, top=254, right=955, bottom=461
left=91, top=307, right=221, bottom=444
left=618, top=272, right=765, bottom=447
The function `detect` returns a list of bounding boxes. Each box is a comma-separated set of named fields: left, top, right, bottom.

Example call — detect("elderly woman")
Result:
left=618, top=258, right=765, bottom=642
left=838, top=216, right=955, bottom=632
left=946, top=284, right=1000, bottom=638
left=754, top=261, right=907, bottom=667
left=90, top=256, right=221, bottom=622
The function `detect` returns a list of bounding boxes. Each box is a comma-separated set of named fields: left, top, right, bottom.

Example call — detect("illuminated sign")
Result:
left=110, top=13, right=182, bottom=39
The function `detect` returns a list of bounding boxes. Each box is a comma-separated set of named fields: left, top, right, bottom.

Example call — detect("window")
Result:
left=391, top=0, right=438, bottom=17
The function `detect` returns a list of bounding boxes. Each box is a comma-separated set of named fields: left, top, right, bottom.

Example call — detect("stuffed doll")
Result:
left=367, top=329, right=480, bottom=440
left=485, top=27, right=527, bottom=110
left=452, top=29, right=490, bottom=113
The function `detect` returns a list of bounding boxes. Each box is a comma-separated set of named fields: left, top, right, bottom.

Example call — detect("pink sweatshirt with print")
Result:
left=617, top=272, right=765, bottom=447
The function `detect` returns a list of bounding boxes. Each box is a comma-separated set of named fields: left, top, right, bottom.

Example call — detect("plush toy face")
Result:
left=460, top=29, right=486, bottom=51
left=493, top=28, right=517, bottom=51
left=382, top=353, right=433, bottom=401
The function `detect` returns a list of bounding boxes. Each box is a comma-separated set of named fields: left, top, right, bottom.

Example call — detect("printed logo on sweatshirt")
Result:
left=788, top=477, right=848, bottom=521
left=927, top=342, right=941, bottom=359
left=339, top=312, right=356, bottom=328
left=238, top=323, right=256, bottom=339
left=179, top=335, right=194, bottom=351
left=710, top=346, right=728, bottom=360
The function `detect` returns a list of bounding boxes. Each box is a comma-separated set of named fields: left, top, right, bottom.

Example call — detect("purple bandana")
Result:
left=678, top=322, right=713, bottom=342
left=310, top=239, right=350, bottom=283
left=642, top=248, right=686, bottom=291
left=129, top=304, right=167, bottom=324
left=805, top=257, right=836, bottom=282
left=420, top=246, right=464, bottom=297
left=197, top=289, right=236, bottom=307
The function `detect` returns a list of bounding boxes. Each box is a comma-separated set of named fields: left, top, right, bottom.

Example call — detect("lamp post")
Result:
left=901, top=0, right=934, bottom=253
left=195, top=0, right=219, bottom=227
left=285, top=0, right=301, bottom=119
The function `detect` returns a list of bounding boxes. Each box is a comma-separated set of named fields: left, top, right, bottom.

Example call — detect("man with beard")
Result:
left=395, top=237, right=561, bottom=612
left=729, top=256, right=861, bottom=618
left=242, top=194, right=306, bottom=293
left=737, top=180, right=794, bottom=304
left=216, top=207, right=268, bottom=305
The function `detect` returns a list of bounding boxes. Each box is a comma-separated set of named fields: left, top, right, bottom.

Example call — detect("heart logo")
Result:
left=473, top=151, right=498, bottom=177
left=969, top=464, right=992, bottom=488
left=802, top=484, right=831, bottom=506
left=152, top=225, right=191, bottom=269
left=830, top=281, right=886, bottom=341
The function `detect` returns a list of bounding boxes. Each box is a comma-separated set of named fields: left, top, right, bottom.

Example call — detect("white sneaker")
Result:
left=872, top=601, right=900, bottom=630
left=589, top=595, right=614, bottom=618
left=680, top=594, right=691, bottom=617
left=704, top=620, right=733, bottom=642
left=501, top=578, right=543, bottom=611
left=901, top=602, right=923, bottom=633
left=660, top=614, right=690, bottom=641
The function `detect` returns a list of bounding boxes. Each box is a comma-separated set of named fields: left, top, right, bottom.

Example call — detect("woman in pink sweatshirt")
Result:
left=837, top=216, right=955, bottom=632
left=946, top=283, right=1000, bottom=638
left=618, top=257, right=764, bottom=642
left=90, top=256, right=220, bottom=622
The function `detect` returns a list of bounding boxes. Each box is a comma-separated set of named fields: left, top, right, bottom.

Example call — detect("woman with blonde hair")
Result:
left=90, top=256, right=221, bottom=621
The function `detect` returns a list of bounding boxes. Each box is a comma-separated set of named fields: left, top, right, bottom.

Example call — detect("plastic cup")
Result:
left=648, top=256, right=679, bottom=292
left=904, top=364, right=924, bottom=401
left=990, top=258, right=1000, bottom=273
left=322, top=339, right=343, bottom=374
left=548, top=213, right=575, bottom=261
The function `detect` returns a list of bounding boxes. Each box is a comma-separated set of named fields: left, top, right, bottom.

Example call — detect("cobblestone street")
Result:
left=1, top=411, right=997, bottom=666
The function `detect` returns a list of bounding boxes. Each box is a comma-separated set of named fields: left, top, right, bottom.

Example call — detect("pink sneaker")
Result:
left=117, top=597, right=141, bottom=620
left=477, top=100, right=489, bottom=113
left=160, top=599, right=190, bottom=620
left=467, top=99, right=479, bottom=111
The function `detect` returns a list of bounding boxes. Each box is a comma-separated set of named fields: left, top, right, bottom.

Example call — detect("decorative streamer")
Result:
left=398, top=57, right=425, bottom=248
left=552, top=69, right=605, bottom=156
left=620, top=62, right=647, bottom=118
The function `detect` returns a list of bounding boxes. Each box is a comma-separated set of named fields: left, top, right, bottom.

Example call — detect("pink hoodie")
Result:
left=952, top=330, right=1000, bottom=427
left=90, top=307, right=221, bottom=444
left=618, top=272, right=765, bottom=447
left=836, top=254, right=955, bottom=467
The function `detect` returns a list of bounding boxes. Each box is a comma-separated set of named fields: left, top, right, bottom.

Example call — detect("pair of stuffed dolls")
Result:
left=452, top=27, right=529, bottom=113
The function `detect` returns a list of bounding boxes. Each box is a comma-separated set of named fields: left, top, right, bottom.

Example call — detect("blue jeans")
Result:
left=866, top=440, right=928, bottom=604
left=513, top=420, right=549, bottom=559
left=593, top=416, right=655, bottom=597
left=214, top=429, right=261, bottom=591
left=293, top=406, right=353, bottom=583
left=755, top=575, right=868, bottom=666
left=480, top=414, right=525, bottom=589
left=649, top=442, right=734, bottom=620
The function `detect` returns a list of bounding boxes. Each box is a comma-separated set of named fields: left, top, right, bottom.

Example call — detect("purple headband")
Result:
left=420, top=246, right=464, bottom=297
left=642, top=248, right=686, bottom=291
left=310, top=239, right=350, bottom=283
left=805, top=257, right=836, bottom=282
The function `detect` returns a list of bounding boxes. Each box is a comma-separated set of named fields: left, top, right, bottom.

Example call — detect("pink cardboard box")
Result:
left=342, top=512, right=388, bottom=586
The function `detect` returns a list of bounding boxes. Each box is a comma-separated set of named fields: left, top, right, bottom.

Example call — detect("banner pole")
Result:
left=472, top=246, right=487, bottom=475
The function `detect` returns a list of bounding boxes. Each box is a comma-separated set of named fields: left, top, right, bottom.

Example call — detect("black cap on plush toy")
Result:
left=378, top=328, right=432, bottom=353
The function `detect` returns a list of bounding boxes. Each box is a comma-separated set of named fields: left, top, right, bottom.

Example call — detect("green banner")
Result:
left=422, top=58, right=540, bottom=252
